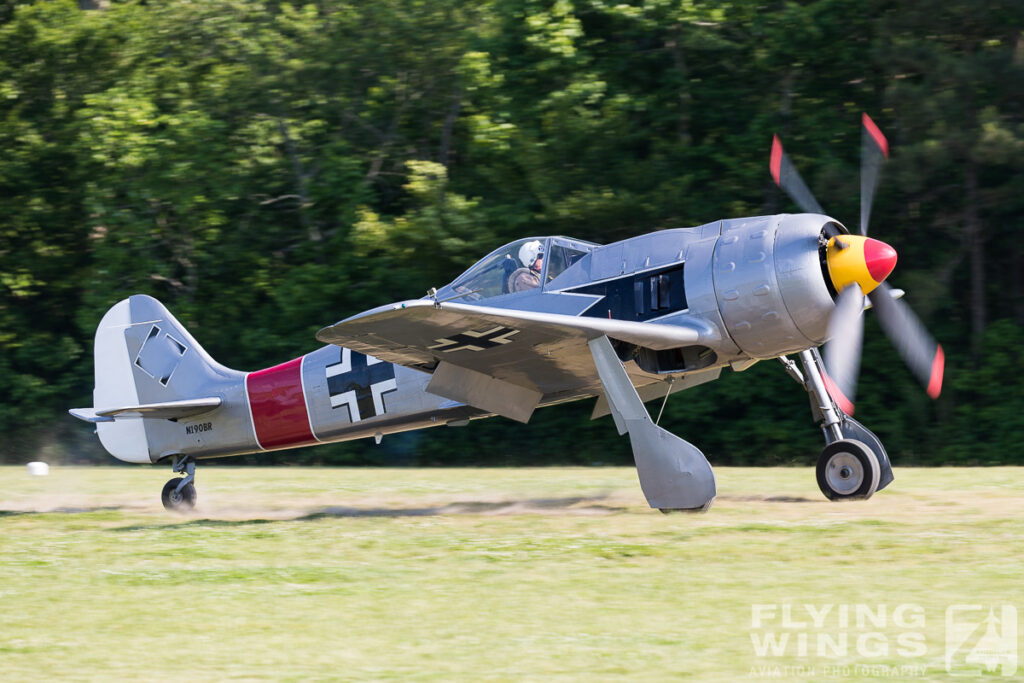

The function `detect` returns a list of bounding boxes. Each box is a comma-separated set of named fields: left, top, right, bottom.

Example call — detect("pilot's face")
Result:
left=532, top=255, right=543, bottom=273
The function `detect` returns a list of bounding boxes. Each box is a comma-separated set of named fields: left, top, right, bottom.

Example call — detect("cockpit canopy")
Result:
left=434, top=236, right=599, bottom=303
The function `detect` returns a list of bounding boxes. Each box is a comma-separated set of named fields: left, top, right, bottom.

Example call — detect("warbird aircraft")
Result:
left=72, top=114, right=943, bottom=512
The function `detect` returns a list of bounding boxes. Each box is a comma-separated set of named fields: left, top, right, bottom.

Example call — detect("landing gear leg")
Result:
left=589, top=335, right=716, bottom=512
left=161, top=455, right=197, bottom=511
left=780, top=349, right=893, bottom=500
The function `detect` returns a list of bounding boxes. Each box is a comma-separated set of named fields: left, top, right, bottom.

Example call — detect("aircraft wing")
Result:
left=316, top=299, right=712, bottom=422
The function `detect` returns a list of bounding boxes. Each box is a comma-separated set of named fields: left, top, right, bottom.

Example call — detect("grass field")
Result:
left=2, top=465, right=1022, bottom=681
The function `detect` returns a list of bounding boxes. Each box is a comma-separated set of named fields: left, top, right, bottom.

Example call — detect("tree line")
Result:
left=1, top=0, right=1022, bottom=466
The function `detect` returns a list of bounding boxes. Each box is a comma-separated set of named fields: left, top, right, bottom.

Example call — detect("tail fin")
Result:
left=72, top=295, right=241, bottom=463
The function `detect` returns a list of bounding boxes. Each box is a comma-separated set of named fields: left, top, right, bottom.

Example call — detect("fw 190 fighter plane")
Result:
left=72, top=114, right=943, bottom=512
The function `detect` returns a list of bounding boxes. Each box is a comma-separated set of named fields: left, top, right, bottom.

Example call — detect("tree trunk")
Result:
left=277, top=117, right=322, bottom=244
left=667, top=25, right=692, bottom=145
left=438, top=91, right=462, bottom=168
left=965, top=159, right=985, bottom=360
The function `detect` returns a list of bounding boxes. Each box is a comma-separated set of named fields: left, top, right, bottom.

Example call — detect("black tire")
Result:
left=161, top=478, right=197, bottom=511
left=660, top=499, right=715, bottom=514
left=816, top=439, right=880, bottom=501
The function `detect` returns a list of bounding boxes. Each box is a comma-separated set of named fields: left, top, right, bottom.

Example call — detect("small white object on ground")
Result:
left=27, top=462, right=49, bottom=476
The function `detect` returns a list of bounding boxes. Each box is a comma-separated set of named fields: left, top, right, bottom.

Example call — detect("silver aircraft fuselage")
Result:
left=85, top=213, right=841, bottom=464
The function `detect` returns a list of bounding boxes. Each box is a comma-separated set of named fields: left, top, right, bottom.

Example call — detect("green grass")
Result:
left=2, top=466, right=1022, bottom=681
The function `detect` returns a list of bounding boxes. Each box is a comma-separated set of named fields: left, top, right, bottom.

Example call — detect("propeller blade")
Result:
left=860, top=113, right=889, bottom=236
left=770, top=135, right=824, bottom=214
left=867, top=283, right=945, bottom=398
left=824, top=284, right=865, bottom=413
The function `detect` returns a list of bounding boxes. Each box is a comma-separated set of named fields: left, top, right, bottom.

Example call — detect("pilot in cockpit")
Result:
left=508, top=240, right=545, bottom=292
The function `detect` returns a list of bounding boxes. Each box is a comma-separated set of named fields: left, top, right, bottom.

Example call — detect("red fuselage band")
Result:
left=246, top=357, right=317, bottom=450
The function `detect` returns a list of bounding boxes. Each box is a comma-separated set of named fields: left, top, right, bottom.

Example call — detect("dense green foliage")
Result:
left=1, top=0, right=1021, bottom=465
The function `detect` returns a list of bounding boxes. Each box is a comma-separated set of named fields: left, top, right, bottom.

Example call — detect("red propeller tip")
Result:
left=927, top=345, right=944, bottom=399
left=821, top=371, right=855, bottom=416
left=770, top=135, right=783, bottom=185
left=862, top=113, right=889, bottom=159
left=864, top=238, right=897, bottom=283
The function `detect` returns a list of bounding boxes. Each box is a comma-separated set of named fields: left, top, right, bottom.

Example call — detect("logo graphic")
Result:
left=429, top=326, right=519, bottom=352
left=133, top=324, right=187, bottom=386
left=945, top=605, right=1018, bottom=676
left=325, top=348, right=397, bottom=422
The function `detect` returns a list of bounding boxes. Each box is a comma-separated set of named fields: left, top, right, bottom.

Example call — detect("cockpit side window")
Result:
left=449, top=253, right=515, bottom=300
left=444, top=238, right=539, bottom=302
left=545, top=245, right=588, bottom=284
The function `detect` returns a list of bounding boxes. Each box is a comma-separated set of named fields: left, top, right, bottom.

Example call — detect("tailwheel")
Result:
left=161, top=478, right=197, bottom=511
left=816, top=439, right=880, bottom=501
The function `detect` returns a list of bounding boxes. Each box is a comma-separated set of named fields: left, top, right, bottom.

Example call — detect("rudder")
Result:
left=83, top=295, right=241, bottom=463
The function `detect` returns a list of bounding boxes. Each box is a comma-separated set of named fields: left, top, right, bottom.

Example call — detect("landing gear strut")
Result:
left=780, top=349, right=893, bottom=501
left=589, top=336, right=717, bottom=512
left=161, top=455, right=197, bottom=511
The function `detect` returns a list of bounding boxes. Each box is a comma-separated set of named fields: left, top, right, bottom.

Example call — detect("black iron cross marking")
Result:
left=325, top=349, right=397, bottom=422
left=428, top=326, right=520, bottom=353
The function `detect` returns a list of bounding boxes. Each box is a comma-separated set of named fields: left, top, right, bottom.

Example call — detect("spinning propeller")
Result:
left=771, top=114, right=944, bottom=414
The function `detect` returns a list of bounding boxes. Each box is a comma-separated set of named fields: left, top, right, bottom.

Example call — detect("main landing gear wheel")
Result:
left=660, top=499, right=715, bottom=514
left=816, top=439, right=880, bottom=501
left=161, top=478, right=197, bottom=511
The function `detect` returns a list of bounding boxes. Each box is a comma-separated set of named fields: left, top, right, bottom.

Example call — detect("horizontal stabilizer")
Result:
left=69, top=397, right=221, bottom=423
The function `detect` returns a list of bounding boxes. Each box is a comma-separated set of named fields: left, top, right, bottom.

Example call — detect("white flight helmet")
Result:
left=518, top=240, right=545, bottom=267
